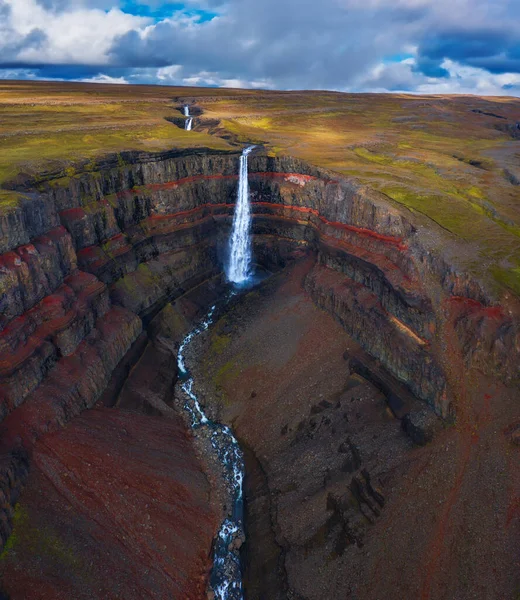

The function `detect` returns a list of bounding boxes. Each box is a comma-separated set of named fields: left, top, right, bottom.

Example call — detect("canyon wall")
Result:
left=0, top=147, right=518, bottom=551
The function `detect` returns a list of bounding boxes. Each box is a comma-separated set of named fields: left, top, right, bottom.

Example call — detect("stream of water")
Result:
left=177, top=298, right=245, bottom=600
left=176, top=145, right=259, bottom=598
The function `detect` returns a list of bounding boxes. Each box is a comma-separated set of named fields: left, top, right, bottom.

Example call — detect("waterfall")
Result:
left=227, top=146, right=256, bottom=284
left=183, top=105, right=193, bottom=131
left=176, top=143, right=258, bottom=597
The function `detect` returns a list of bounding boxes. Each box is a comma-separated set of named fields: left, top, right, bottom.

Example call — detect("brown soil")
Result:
left=0, top=408, right=218, bottom=600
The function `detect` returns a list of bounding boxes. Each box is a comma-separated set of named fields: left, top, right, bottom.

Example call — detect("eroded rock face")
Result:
left=305, top=264, right=445, bottom=409
left=0, top=146, right=518, bottom=575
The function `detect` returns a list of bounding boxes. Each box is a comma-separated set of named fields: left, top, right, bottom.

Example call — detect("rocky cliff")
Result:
left=0, top=146, right=518, bottom=563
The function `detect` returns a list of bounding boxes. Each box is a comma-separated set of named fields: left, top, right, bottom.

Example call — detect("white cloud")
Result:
left=2, top=0, right=148, bottom=64
left=0, top=68, right=39, bottom=79
left=156, top=65, right=183, bottom=81
left=181, top=70, right=275, bottom=89
left=351, top=56, right=520, bottom=95
left=80, top=73, right=129, bottom=84
left=415, top=60, right=520, bottom=95
left=0, top=0, right=518, bottom=94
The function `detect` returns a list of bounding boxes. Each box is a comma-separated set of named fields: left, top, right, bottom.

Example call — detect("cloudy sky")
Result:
left=0, top=0, right=519, bottom=95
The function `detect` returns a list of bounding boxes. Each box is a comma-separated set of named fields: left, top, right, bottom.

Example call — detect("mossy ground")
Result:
left=1, top=81, right=520, bottom=295
left=0, top=503, right=83, bottom=575
left=0, top=81, right=233, bottom=210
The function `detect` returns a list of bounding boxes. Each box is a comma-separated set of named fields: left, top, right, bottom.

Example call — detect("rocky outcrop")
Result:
left=0, top=306, right=141, bottom=449
left=0, top=271, right=111, bottom=417
left=0, top=145, right=518, bottom=556
left=0, top=226, right=76, bottom=328
left=305, top=265, right=446, bottom=412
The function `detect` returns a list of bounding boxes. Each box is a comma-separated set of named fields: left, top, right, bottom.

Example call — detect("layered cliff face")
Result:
left=0, top=146, right=518, bottom=566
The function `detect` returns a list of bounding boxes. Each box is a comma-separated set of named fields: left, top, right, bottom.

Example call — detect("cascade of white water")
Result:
left=227, top=146, right=256, bottom=284
left=184, top=105, right=193, bottom=131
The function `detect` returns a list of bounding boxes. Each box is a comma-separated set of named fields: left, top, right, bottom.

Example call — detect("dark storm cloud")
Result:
left=416, top=28, right=520, bottom=76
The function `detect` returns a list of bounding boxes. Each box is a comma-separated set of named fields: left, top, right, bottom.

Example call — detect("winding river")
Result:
left=177, top=298, right=245, bottom=599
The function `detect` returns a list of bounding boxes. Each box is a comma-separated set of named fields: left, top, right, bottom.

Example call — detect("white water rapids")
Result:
left=177, top=300, right=245, bottom=600
left=227, top=146, right=256, bottom=284
left=183, top=105, right=193, bottom=131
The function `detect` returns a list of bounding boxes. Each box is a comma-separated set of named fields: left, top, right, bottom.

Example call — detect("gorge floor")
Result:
left=0, top=256, right=518, bottom=600
left=187, top=257, right=520, bottom=600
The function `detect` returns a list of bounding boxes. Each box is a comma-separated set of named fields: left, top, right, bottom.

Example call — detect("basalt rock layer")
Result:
left=0, top=146, right=518, bottom=567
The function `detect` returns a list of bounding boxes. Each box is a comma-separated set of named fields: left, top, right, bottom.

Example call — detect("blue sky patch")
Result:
left=384, top=53, right=415, bottom=64
left=119, top=1, right=218, bottom=22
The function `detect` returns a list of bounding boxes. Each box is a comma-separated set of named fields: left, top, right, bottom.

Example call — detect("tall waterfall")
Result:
left=227, top=146, right=256, bottom=284
left=183, top=105, right=193, bottom=131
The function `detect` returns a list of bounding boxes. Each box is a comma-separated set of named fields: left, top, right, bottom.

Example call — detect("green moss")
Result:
left=220, top=119, right=268, bottom=145
left=150, top=303, right=187, bottom=340
left=492, top=266, right=520, bottom=296
left=105, top=193, right=119, bottom=208
left=380, top=184, right=520, bottom=248
left=115, top=262, right=166, bottom=302
left=0, top=502, right=84, bottom=578
left=211, top=332, right=231, bottom=355
left=136, top=262, right=159, bottom=283
left=467, top=186, right=484, bottom=199
left=101, top=238, right=117, bottom=259
left=36, top=528, right=83, bottom=571
left=0, top=504, right=28, bottom=560
left=0, top=92, right=232, bottom=189
left=214, top=359, right=240, bottom=406
left=353, top=147, right=392, bottom=165
left=85, top=157, right=98, bottom=172
left=0, top=190, right=22, bottom=213
left=215, top=360, right=236, bottom=381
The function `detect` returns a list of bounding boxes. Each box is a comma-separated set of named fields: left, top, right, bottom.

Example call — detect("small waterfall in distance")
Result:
left=183, top=105, right=193, bottom=131
left=227, top=146, right=256, bottom=284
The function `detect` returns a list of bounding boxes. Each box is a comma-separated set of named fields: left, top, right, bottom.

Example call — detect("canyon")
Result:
left=0, top=87, right=518, bottom=599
